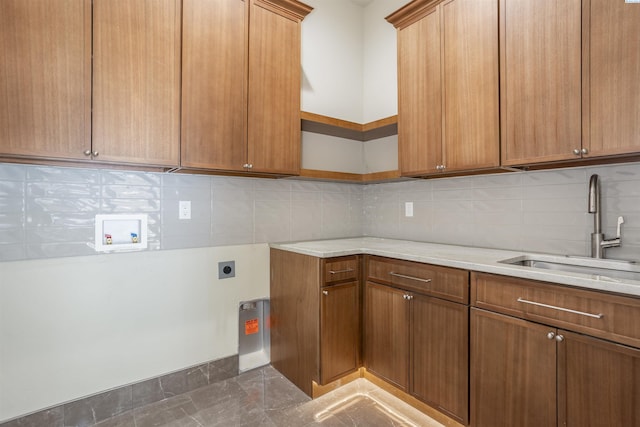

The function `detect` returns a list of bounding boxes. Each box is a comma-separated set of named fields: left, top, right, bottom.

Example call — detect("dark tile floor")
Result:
left=92, top=366, right=444, bottom=427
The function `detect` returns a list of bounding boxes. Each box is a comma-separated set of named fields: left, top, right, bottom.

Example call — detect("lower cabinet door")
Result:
left=364, top=282, right=410, bottom=390
left=320, top=281, right=360, bottom=384
left=558, top=330, right=640, bottom=426
left=411, top=294, right=468, bottom=424
left=471, top=308, right=557, bottom=427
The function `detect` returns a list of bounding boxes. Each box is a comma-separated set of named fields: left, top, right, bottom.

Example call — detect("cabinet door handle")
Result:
left=329, top=268, right=354, bottom=274
left=322, top=290, right=328, bottom=296
left=390, top=272, right=432, bottom=283
left=547, top=332, right=556, bottom=340
left=402, top=294, right=413, bottom=300
left=517, top=298, right=604, bottom=319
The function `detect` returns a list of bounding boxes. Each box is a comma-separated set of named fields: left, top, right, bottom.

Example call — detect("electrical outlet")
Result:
left=405, top=201, right=414, bottom=217
left=179, top=201, right=191, bottom=220
left=218, top=261, right=235, bottom=279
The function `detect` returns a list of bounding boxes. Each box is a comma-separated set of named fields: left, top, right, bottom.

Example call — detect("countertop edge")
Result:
left=270, top=238, right=640, bottom=297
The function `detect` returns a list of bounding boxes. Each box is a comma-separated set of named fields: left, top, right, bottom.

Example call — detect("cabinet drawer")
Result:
left=367, top=256, right=469, bottom=304
left=471, top=272, right=640, bottom=348
left=323, top=256, right=359, bottom=284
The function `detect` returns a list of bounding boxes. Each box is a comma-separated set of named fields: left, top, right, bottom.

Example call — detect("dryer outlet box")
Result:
left=218, top=261, right=235, bottom=279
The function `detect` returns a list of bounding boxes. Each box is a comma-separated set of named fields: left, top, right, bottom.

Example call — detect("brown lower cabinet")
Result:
left=320, top=280, right=360, bottom=384
left=471, top=308, right=557, bottom=427
left=364, top=282, right=410, bottom=390
left=471, top=271, right=640, bottom=427
left=270, top=249, right=360, bottom=396
left=472, top=308, right=640, bottom=427
left=273, top=252, right=640, bottom=427
left=364, top=257, right=470, bottom=425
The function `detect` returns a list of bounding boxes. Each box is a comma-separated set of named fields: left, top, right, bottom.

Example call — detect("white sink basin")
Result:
left=499, top=254, right=640, bottom=282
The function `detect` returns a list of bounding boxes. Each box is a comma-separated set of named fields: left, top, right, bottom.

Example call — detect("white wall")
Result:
left=301, top=0, right=364, bottom=122
left=301, top=0, right=407, bottom=122
left=0, top=161, right=364, bottom=422
left=364, top=135, right=399, bottom=172
left=362, top=0, right=405, bottom=122
left=302, top=131, right=365, bottom=174
left=0, top=244, right=269, bottom=422
left=300, top=0, right=407, bottom=174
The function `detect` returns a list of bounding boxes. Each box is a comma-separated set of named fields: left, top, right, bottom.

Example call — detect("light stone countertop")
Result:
left=270, top=237, right=640, bottom=297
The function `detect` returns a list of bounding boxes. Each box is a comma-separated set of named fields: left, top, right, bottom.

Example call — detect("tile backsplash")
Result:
left=0, top=163, right=363, bottom=262
left=364, top=162, right=640, bottom=261
left=1, top=161, right=639, bottom=262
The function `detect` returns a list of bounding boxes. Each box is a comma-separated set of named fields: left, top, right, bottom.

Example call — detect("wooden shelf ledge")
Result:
left=301, top=111, right=398, bottom=142
left=298, top=168, right=402, bottom=183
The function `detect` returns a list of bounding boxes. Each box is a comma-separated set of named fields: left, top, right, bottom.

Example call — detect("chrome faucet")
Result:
left=588, top=174, right=624, bottom=258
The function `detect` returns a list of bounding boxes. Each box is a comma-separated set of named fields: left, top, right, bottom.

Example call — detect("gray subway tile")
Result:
left=0, top=181, right=25, bottom=198
left=25, top=226, right=94, bottom=244
left=26, top=242, right=96, bottom=260
left=27, top=198, right=100, bottom=215
left=0, top=243, right=25, bottom=261
left=102, top=185, right=159, bottom=200
left=100, top=170, right=160, bottom=187
left=100, top=199, right=159, bottom=214
left=0, top=198, right=23, bottom=214
left=0, top=163, right=27, bottom=181
left=27, top=166, right=100, bottom=184
left=27, top=182, right=100, bottom=199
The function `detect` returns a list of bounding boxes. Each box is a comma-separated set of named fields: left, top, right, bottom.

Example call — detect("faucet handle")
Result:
left=616, top=216, right=625, bottom=239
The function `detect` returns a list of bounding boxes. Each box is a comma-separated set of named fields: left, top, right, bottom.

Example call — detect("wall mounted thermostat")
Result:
left=94, top=214, right=148, bottom=252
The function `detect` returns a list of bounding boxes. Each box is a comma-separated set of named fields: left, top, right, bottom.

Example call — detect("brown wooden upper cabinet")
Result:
left=502, top=0, right=640, bottom=166
left=583, top=0, right=640, bottom=159
left=500, top=0, right=582, bottom=166
left=181, top=0, right=312, bottom=175
left=0, top=0, right=181, bottom=168
left=387, top=0, right=499, bottom=177
left=92, top=0, right=181, bottom=167
left=0, top=0, right=91, bottom=162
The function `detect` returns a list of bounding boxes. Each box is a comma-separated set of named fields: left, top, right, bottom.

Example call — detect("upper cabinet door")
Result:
left=584, top=0, right=640, bottom=158
left=0, top=0, right=91, bottom=161
left=247, top=0, right=311, bottom=175
left=500, top=0, right=582, bottom=166
left=181, top=0, right=248, bottom=171
left=396, top=6, right=442, bottom=176
left=390, top=0, right=499, bottom=177
left=92, top=0, right=181, bottom=167
left=441, top=0, right=499, bottom=172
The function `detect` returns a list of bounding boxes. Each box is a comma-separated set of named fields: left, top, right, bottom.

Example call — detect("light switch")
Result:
left=405, top=202, right=414, bottom=217
left=179, top=201, right=191, bottom=220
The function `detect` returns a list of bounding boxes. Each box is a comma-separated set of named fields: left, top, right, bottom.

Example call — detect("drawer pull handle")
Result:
left=390, top=272, right=432, bottom=284
left=329, top=268, right=354, bottom=274
left=517, top=298, right=604, bottom=319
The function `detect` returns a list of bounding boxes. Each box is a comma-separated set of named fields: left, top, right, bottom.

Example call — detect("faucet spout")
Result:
left=588, top=173, right=623, bottom=258
left=588, top=174, right=601, bottom=234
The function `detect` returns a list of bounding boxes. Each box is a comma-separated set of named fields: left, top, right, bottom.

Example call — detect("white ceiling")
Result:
left=350, top=0, right=374, bottom=7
